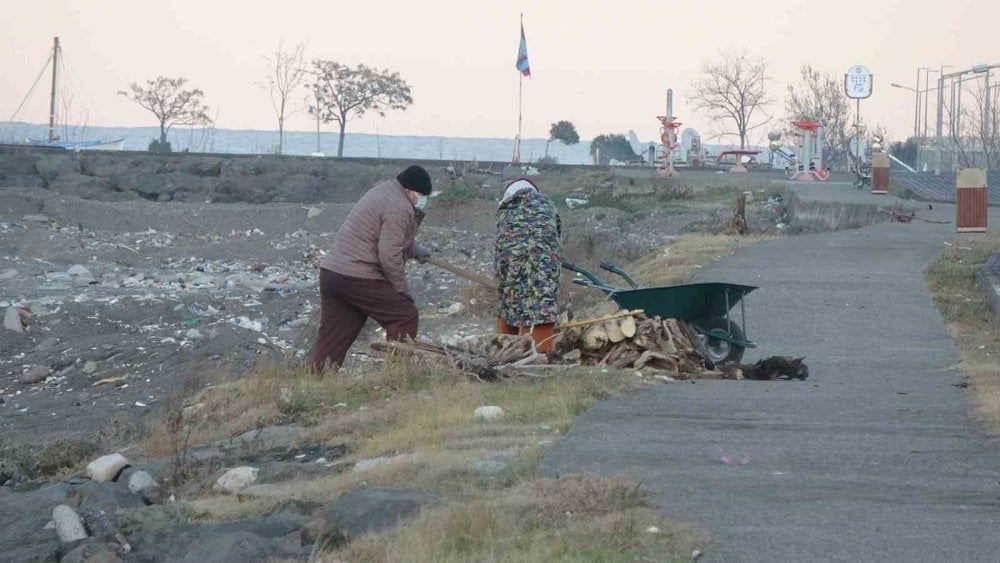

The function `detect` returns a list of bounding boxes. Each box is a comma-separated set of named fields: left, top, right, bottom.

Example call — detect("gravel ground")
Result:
left=1, top=184, right=771, bottom=446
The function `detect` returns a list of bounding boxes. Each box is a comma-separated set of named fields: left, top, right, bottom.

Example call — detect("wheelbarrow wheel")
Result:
left=700, top=317, right=746, bottom=364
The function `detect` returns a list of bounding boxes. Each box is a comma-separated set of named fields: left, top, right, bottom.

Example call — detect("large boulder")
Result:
left=124, top=510, right=303, bottom=562
left=0, top=482, right=72, bottom=559
left=86, top=453, right=129, bottom=482
left=0, top=174, right=45, bottom=188
left=274, top=173, right=326, bottom=203
left=35, top=154, right=80, bottom=183
left=214, top=466, right=259, bottom=493
left=180, top=157, right=223, bottom=177
left=300, top=487, right=436, bottom=547
left=133, top=172, right=205, bottom=198
left=48, top=172, right=112, bottom=199
left=0, top=153, right=43, bottom=176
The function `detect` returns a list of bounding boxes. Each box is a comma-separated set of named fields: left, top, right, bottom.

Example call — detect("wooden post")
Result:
left=871, top=153, right=890, bottom=194
left=956, top=168, right=987, bottom=233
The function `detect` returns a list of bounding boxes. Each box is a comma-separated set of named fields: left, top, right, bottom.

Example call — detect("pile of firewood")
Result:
left=370, top=311, right=727, bottom=381
left=554, top=313, right=714, bottom=375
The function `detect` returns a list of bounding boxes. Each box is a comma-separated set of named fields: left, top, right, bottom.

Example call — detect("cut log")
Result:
left=631, top=334, right=652, bottom=349
left=604, top=319, right=626, bottom=343
left=618, top=311, right=637, bottom=338
left=583, top=325, right=609, bottom=350
left=634, top=350, right=677, bottom=371
left=719, top=364, right=744, bottom=380
left=556, top=309, right=644, bottom=331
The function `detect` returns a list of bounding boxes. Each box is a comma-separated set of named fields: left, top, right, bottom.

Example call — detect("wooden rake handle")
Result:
left=426, top=257, right=499, bottom=290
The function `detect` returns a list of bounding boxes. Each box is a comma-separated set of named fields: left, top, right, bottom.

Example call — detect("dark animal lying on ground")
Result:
left=720, top=356, right=809, bottom=380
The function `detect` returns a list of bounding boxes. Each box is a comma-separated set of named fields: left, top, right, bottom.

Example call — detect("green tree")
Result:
left=545, top=120, right=580, bottom=157
left=590, top=134, right=637, bottom=165
left=309, top=61, right=413, bottom=158
left=119, top=76, right=212, bottom=151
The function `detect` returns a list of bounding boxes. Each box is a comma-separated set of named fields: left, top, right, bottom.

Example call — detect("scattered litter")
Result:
left=473, top=406, right=504, bottom=420
left=721, top=453, right=751, bottom=466
left=565, top=198, right=589, bottom=209
left=92, top=376, right=126, bottom=387
left=233, top=316, right=263, bottom=332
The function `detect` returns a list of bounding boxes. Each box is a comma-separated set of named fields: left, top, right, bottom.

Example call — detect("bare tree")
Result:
left=257, top=41, right=307, bottom=155
left=785, top=65, right=858, bottom=168
left=308, top=61, right=413, bottom=158
left=690, top=51, right=773, bottom=149
left=119, top=76, right=212, bottom=150
left=942, top=78, right=1000, bottom=170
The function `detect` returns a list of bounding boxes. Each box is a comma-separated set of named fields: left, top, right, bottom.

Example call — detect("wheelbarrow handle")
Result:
left=560, top=260, right=607, bottom=287
left=599, top=261, right=639, bottom=289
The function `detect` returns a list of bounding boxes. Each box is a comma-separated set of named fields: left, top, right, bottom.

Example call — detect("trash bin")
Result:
left=871, top=153, right=889, bottom=194
left=956, top=168, right=988, bottom=233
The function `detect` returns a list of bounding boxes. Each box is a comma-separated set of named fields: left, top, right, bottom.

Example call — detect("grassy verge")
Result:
left=142, top=230, right=770, bottom=560
left=926, top=232, right=1000, bottom=433
left=150, top=359, right=703, bottom=560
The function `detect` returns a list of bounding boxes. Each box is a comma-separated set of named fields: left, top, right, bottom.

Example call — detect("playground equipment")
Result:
left=716, top=150, right=761, bottom=173
left=769, top=121, right=829, bottom=181
left=654, top=89, right=682, bottom=177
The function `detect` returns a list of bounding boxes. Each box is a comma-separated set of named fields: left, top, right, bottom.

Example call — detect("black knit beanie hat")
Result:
left=396, top=165, right=432, bottom=195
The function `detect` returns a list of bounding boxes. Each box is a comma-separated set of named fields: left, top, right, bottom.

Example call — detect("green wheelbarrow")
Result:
left=562, top=260, right=758, bottom=364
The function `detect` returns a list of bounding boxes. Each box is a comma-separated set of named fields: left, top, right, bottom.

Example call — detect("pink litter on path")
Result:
left=721, top=453, right=751, bottom=466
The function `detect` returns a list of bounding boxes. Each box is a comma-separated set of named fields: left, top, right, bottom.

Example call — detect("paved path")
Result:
left=540, top=185, right=1000, bottom=561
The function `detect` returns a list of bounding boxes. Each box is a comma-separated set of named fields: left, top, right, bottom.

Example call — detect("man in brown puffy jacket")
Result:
left=312, top=165, right=432, bottom=372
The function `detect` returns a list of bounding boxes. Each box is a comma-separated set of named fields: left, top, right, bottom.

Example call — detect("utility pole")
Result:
left=48, top=37, right=60, bottom=142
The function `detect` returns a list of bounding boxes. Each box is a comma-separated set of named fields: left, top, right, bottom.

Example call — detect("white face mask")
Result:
left=415, top=195, right=428, bottom=211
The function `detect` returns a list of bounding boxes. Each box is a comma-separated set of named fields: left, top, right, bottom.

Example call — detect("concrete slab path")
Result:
left=540, top=184, right=1000, bottom=561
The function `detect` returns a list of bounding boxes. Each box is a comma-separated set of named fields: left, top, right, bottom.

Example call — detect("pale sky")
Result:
left=2, top=0, right=996, bottom=144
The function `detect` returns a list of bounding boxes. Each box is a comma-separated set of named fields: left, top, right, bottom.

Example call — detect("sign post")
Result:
left=845, top=65, right=873, bottom=175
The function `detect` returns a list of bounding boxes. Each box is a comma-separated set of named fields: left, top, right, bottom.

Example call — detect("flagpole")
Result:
left=516, top=71, right=523, bottom=163
left=513, top=12, right=524, bottom=164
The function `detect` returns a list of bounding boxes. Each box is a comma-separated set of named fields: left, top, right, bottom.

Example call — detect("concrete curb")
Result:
left=977, top=252, right=1000, bottom=314
left=784, top=186, right=920, bottom=233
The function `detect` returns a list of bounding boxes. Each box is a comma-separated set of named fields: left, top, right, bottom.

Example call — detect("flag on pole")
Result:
left=516, top=20, right=530, bottom=77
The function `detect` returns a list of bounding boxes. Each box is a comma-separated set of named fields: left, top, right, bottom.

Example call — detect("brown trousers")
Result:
left=313, top=269, right=419, bottom=372
left=496, top=317, right=556, bottom=354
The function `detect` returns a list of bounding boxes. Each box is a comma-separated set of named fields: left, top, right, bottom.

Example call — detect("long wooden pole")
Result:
left=48, top=37, right=59, bottom=142
left=426, top=257, right=498, bottom=290
left=555, top=309, right=644, bottom=331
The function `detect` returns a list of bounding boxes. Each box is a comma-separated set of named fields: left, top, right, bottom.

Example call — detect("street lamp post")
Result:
left=935, top=66, right=953, bottom=175
left=916, top=67, right=929, bottom=138
left=891, top=80, right=938, bottom=140
left=935, top=63, right=999, bottom=174
left=924, top=69, right=939, bottom=139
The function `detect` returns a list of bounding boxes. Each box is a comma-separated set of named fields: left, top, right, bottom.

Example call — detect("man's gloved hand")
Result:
left=411, top=242, right=431, bottom=264
left=402, top=289, right=415, bottom=303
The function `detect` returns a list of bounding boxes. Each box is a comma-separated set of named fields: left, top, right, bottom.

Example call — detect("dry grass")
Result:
left=154, top=354, right=702, bottom=558
left=630, top=233, right=774, bottom=287
left=185, top=495, right=282, bottom=522
left=144, top=230, right=770, bottom=558
left=926, top=232, right=1000, bottom=433
left=327, top=475, right=702, bottom=563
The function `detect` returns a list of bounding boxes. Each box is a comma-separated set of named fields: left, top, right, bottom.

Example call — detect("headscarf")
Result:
left=500, top=178, right=538, bottom=205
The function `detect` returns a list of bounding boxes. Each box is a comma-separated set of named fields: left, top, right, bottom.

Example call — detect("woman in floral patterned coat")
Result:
left=494, top=178, right=562, bottom=353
